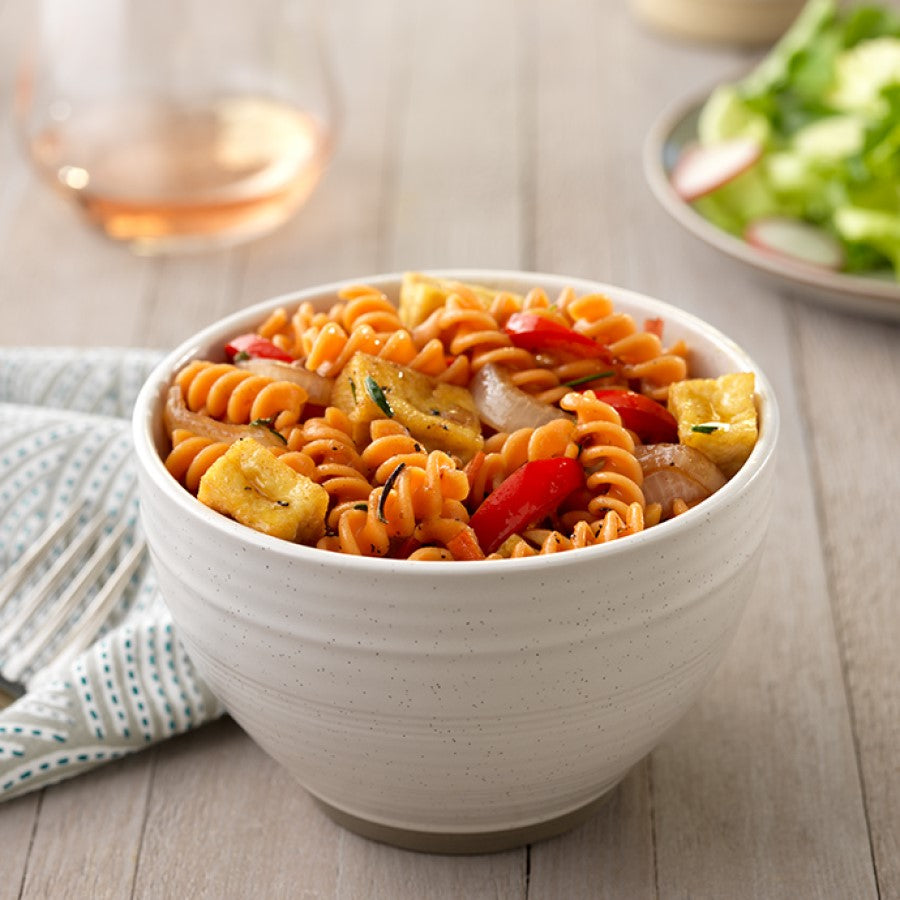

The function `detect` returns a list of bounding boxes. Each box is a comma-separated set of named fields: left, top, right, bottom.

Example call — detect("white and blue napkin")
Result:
left=0, top=348, right=224, bottom=801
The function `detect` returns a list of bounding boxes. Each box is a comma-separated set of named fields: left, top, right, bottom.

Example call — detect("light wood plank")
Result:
left=19, top=753, right=153, bottom=900
left=382, top=0, right=524, bottom=273
left=0, top=173, right=155, bottom=347
left=528, top=762, right=656, bottom=900
left=0, top=791, right=39, bottom=900
left=135, top=252, right=245, bottom=350
left=529, top=0, right=748, bottom=288
left=792, top=303, right=900, bottom=899
left=132, top=719, right=343, bottom=900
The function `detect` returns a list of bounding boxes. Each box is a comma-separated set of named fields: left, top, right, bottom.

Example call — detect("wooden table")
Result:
left=1, top=2, right=897, bottom=897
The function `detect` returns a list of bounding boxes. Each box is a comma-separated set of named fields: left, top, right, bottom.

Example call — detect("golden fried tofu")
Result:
left=668, top=372, right=758, bottom=478
left=398, top=272, right=524, bottom=328
left=332, top=352, right=484, bottom=461
left=198, top=438, right=328, bottom=542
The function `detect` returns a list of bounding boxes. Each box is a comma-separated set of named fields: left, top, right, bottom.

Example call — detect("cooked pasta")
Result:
left=161, top=273, right=759, bottom=560
left=176, top=360, right=307, bottom=430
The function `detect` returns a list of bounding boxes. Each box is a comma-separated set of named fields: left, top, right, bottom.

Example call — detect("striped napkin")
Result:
left=0, top=348, right=224, bottom=801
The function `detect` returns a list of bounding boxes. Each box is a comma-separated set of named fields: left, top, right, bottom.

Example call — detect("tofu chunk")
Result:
left=198, top=438, right=328, bottom=543
left=399, top=272, right=524, bottom=328
left=668, top=372, right=758, bottom=478
left=332, top=352, right=484, bottom=461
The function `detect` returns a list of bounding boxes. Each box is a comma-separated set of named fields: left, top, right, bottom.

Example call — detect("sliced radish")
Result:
left=745, top=217, right=845, bottom=270
left=671, top=139, right=762, bottom=202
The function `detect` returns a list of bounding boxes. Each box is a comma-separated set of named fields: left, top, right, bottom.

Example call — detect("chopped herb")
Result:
left=377, top=462, right=406, bottom=522
left=692, top=424, right=721, bottom=434
left=349, top=378, right=357, bottom=403
left=365, top=376, right=393, bottom=417
left=431, top=408, right=441, bottom=416
left=249, top=417, right=288, bottom=444
left=564, top=370, right=616, bottom=387
left=233, top=350, right=251, bottom=362
left=353, top=503, right=369, bottom=511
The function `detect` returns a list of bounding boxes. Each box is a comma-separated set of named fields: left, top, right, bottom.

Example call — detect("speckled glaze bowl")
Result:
left=132, top=271, right=778, bottom=853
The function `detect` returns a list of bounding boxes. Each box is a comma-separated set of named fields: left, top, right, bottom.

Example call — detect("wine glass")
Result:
left=14, top=0, right=338, bottom=254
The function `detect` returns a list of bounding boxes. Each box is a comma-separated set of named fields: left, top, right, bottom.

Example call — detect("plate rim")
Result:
left=643, top=87, right=900, bottom=315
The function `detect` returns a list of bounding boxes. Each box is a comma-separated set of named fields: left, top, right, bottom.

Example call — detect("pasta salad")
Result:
left=162, top=273, right=758, bottom=560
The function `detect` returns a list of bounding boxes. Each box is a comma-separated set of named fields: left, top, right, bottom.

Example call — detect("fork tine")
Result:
left=0, top=517, right=132, bottom=677
left=0, top=502, right=87, bottom=613
left=27, top=538, right=147, bottom=682
left=0, top=510, right=107, bottom=649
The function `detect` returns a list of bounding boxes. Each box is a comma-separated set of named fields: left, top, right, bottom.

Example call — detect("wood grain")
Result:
left=131, top=720, right=343, bottom=900
left=792, top=303, right=900, bottom=899
left=19, top=753, right=153, bottom=900
left=0, top=790, right=38, bottom=900
left=528, top=761, right=656, bottom=900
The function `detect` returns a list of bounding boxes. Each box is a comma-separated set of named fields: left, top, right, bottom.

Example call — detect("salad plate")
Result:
left=643, top=94, right=900, bottom=322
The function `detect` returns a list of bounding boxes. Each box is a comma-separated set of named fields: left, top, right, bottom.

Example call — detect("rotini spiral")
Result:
left=318, top=450, right=471, bottom=557
left=559, top=391, right=645, bottom=523
left=175, top=360, right=307, bottom=431
left=164, top=429, right=231, bottom=494
left=361, top=420, right=429, bottom=483
left=289, top=407, right=372, bottom=527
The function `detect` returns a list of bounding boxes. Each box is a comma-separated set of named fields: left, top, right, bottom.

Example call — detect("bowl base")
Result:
left=313, top=786, right=619, bottom=855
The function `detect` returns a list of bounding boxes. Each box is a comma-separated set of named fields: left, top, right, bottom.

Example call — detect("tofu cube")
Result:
left=198, top=438, right=328, bottom=543
left=332, top=352, right=484, bottom=462
left=668, top=372, right=758, bottom=477
left=398, top=272, right=524, bottom=328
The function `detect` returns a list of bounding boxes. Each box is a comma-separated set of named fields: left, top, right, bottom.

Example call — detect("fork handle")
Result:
left=27, top=539, right=147, bottom=684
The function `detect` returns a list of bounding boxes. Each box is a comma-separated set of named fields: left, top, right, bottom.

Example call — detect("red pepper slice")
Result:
left=469, top=456, right=584, bottom=555
left=505, top=312, right=613, bottom=361
left=224, top=333, right=294, bottom=364
left=591, top=389, right=678, bottom=444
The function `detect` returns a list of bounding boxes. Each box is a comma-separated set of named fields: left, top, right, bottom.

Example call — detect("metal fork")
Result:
left=0, top=503, right=146, bottom=698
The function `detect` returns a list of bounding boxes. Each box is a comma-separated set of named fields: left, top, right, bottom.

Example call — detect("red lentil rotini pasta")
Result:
left=161, top=273, right=759, bottom=559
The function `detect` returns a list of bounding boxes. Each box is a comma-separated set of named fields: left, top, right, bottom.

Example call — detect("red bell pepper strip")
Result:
left=504, top=312, right=613, bottom=361
left=591, top=389, right=678, bottom=444
left=469, top=456, right=584, bottom=555
left=224, top=333, right=294, bottom=364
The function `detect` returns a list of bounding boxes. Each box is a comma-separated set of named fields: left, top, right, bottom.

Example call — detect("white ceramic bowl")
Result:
left=132, top=271, right=778, bottom=853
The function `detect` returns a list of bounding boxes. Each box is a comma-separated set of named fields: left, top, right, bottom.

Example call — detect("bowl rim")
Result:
left=132, top=268, right=779, bottom=574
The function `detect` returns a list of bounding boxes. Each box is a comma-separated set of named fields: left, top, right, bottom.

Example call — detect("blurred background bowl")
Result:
left=630, top=0, right=807, bottom=45
left=131, top=271, right=779, bottom=853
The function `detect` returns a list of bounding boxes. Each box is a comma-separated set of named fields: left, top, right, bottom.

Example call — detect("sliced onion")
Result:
left=236, top=357, right=333, bottom=406
left=163, top=386, right=286, bottom=448
left=470, top=363, right=567, bottom=432
left=635, top=443, right=727, bottom=517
